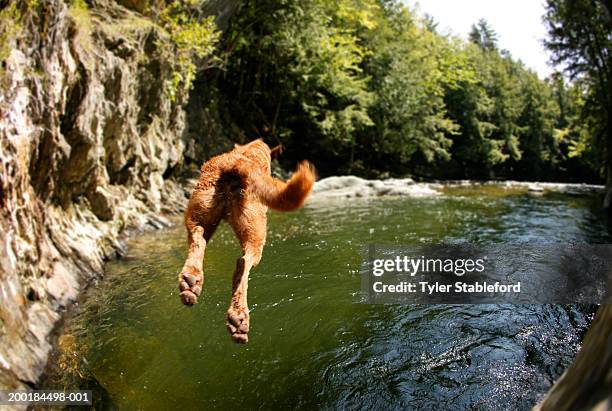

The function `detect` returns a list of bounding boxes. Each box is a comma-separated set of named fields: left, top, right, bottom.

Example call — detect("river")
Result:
left=42, top=185, right=609, bottom=410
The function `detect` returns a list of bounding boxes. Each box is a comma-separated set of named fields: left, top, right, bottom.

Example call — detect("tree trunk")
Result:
left=604, top=112, right=612, bottom=212
left=534, top=305, right=612, bottom=410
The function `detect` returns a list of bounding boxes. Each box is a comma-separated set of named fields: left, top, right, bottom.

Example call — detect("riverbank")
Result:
left=310, top=176, right=604, bottom=200
left=0, top=182, right=188, bottom=391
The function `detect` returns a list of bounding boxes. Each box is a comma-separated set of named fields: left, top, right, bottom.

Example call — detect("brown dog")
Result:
left=178, top=139, right=315, bottom=343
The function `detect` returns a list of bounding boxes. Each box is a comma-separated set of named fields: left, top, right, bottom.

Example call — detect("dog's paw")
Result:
left=226, top=305, right=249, bottom=343
left=179, top=272, right=203, bottom=306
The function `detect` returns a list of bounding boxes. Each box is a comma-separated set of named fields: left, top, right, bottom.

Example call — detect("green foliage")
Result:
left=70, top=0, right=88, bottom=11
left=157, top=0, right=219, bottom=101
left=68, top=0, right=90, bottom=27
left=551, top=75, right=603, bottom=176
left=279, top=0, right=375, bottom=142
left=204, top=0, right=603, bottom=181
left=543, top=0, right=611, bottom=183
left=365, top=8, right=465, bottom=165
left=219, top=0, right=378, bottom=172
left=0, top=1, right=22, bottom=65
left=469, top=18, right=498, bottom=51
left=0, top=1, right=42, bottom=87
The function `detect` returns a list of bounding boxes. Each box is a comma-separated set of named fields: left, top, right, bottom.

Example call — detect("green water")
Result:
left=44, top=186, right=610, bottom=410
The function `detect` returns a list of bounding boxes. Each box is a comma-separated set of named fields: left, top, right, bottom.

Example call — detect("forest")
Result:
left=146, top=0, right=610, bottom=182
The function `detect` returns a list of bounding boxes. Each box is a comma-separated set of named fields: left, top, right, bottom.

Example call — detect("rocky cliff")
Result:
left=0, top=0, right=233, bottom=389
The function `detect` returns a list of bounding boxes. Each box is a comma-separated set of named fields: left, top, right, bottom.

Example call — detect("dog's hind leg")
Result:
left=226, top=203, right=267, bottom=343
left=178, top=225, right=207, bottom=305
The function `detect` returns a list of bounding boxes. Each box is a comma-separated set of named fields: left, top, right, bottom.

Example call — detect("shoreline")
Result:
left=0, top=180, right=190, bottom=396
left=310, top=175, right=604, bottom=201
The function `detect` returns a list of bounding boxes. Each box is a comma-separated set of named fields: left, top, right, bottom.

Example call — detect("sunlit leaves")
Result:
left=158, top=0, right=220, bottom=101
left=218, top=0, right=600, bottom=179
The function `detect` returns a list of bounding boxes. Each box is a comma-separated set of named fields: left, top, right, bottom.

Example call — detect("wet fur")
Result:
left=178, top=139, right=315, bottom=343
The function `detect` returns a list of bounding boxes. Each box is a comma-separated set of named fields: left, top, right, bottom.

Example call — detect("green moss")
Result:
left=0, top=1, right=23, bottom=87
left=70, top=0, right=88, bottom=12
left=0, top=1, right=22, bottom=61
left=68, top=0, right=90, bottom=28
left=66, top=0, right=97, bottom=72
left=102, top=14, right=155, bottom=38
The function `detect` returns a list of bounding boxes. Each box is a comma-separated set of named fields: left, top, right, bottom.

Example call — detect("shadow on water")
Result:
left=42, top=186, right=609, bottom=410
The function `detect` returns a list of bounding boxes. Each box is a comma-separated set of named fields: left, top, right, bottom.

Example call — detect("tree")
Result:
left=220, top=0, right=376, bottom=174
left=545, top=73, right=601, bottom=181
left=469, top=18, right=498, bottom=51
left=443, top=42, right=530, bottom=179
left=543, top=0, right=612, bottom=207
left=514, top=69, right=561, bottom=179
left=363, top=5, right=461, bottom=173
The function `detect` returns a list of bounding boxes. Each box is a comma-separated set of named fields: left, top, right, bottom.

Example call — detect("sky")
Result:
left=406, top=0, right=554, bottom=79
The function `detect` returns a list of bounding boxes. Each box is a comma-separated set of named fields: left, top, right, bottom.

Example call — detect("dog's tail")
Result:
left=247, top=161, right=316, bottom=211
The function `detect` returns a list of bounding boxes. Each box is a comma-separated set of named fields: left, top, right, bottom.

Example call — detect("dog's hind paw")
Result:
left=226, top=306, right=249, bottom=343
left=179, top=271, right=203, bottom=306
